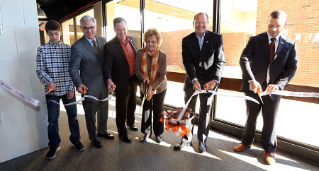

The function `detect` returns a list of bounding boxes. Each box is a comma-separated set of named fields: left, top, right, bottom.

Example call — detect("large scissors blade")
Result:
left=139, top=82, right=149, bottom=115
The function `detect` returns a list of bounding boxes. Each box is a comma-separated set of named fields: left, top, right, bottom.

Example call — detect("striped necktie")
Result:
left=92, top=40, right=100, bottom=56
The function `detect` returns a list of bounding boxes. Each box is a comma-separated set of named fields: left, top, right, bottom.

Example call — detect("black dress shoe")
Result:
left=119, top=134, right=132, bottom=143
left=98, top=132, right=114, bottom=139
left=199, top=142, right=207, bottom=153
left=174, top=142, right=191, bottom=151
left=141, top=134, right=150, bottom=143
left=128, top=125, right=138, bottom=131
left=92, top=140, right=103, bottom=148
left=155, top=136, right=163, bottom=143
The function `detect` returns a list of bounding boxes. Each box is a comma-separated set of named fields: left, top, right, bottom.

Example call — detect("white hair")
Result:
left=80, top=15, right=96, bottom=26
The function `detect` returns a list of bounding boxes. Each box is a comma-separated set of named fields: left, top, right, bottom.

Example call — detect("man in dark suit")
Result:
left=103, top=17, right=138, bottom=143
left=69, top=15, right=114, bottom=148
left=174, top=12, right=225, bottom=153
left=234, top=10, right=297, bottom=165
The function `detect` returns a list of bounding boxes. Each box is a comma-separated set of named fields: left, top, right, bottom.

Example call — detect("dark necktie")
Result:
left=269, top=38, right=276, bottom=62
left=92, top=40, right=100, bottom=56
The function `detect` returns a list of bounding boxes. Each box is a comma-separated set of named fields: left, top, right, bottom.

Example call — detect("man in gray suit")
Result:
left=69, top=15, right=114, bottom=148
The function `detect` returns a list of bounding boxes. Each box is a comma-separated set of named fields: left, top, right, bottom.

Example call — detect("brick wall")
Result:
left=256, top=0, right=319, bottom=86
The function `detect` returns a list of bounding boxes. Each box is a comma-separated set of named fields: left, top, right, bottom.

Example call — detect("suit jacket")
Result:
left=135, top=48, right=167, bottom=94
left=182, top=30, right=226, bottom=92
left=69, top=36, right=106, bottom=96
left=103, top=36, right=137, bottom=94
left=239, top=32, right=298, bottom=99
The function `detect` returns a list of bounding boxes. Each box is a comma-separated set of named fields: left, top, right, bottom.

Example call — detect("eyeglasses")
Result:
left=146, top=40, right=157, bottom=44
left=195, top=22, right=207, bottom=25
left=82, top=26, right=96, bottom=30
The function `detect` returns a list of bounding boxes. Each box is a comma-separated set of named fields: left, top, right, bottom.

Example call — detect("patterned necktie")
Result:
left=269, top=38, right=276, bottom=62
left=92, top=40, right=100, bottom=56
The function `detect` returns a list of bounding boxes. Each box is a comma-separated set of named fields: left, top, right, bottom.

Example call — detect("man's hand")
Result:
left=266, top=84, right=279, bottom=94
left=142, top=76, right=150, bottom=84
left=107, top=79, right=116, bottom=91
left=77, top=83, right=88, bottom=94
left=207, top=80, right=217, bottom=90
left=67, top=90, right=74, bottom=99
left=48, top=82, right=56, bottom=92
left=193, top=80, right=202, bottom=91
left=249, top=80, right=261, bottom=93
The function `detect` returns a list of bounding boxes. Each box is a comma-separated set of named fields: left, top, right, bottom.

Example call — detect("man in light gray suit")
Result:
left=69, top=15, right=114, bottom=148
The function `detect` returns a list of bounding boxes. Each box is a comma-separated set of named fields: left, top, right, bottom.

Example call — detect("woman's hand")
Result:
left=143, top=76, right=150, bottom=84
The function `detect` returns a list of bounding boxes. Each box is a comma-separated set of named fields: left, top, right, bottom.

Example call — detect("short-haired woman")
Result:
left=135, top=28, right=167, bottom=143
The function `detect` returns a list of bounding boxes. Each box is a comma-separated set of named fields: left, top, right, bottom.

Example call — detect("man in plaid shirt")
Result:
left=36, top=20, right=84, bottom=160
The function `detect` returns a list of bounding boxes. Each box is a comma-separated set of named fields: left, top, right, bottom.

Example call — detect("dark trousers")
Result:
left=181, top=91, right=214, bottom=144
left=46, top=92, right=80, bottom=146
left=82, top=83, right=109, bottom=141
left=115, top=76, right=137, bottom=136
left=242, top=90, right=281, bottom=153
left=140, top=89, right=166, bottom=137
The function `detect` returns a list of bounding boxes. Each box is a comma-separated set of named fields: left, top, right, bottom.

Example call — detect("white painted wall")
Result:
left=0, top=0, right=48, bottom=163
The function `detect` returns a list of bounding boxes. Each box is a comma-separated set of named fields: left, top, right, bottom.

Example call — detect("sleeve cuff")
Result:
left=191, top=78, right=198, bottom=84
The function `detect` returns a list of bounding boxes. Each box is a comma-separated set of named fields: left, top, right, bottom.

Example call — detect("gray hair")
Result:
left=80, top=15, right=96, bottom=26
left=113, top=17, right=127, bottom=27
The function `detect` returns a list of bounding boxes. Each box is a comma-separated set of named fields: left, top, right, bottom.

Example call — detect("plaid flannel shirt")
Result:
left=36, top=41, right=74, bottom=96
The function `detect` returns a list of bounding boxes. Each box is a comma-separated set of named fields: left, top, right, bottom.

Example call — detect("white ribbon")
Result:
left=261, top=90, right=319, bottom=98
left=176, top=90, right=260, bottom=121
left=48, top=94, right=112, bottom=106
left=0, top=80, right=39, bottom=107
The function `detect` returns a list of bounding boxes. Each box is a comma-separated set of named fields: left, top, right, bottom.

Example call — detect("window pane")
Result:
left=62, top=18, right=75, bottom=45
left=220, top=0, right=257, bottom=78
left=217, top=0, right=319, bottom=148
left=105, top=1, right=141, bottom=49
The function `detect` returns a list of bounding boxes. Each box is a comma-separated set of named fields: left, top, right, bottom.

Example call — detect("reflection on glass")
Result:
left=145, top=0, right=213, bottom=73
left=220, top=0, right=257, bottom=79
left=62, top=18, right=74, bottom=45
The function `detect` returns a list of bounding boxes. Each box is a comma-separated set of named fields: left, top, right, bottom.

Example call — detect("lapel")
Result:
left=261, top=32, right=270, bottom=61
left=273, top=36, right=285, bottom=61
left=81, top=36, right=99, bottom=57
left=200, top=31, right=209, bottom=57
left=96, top=36, right=103, bottom=57
left=114, top=37, right=129, bottom=66
left=128, top=36, right=137, bottom=53
left=191, top=32, right=201, bottom=56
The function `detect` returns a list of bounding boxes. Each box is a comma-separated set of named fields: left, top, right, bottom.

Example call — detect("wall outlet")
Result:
left=0, top=24, right=3, bottom=35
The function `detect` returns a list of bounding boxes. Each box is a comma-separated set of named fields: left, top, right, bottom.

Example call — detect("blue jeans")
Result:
left=45, top=92, right=80, bottom=146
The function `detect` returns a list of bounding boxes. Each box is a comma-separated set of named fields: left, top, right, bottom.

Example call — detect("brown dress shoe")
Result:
left=264, top=152, right=276, bottom=165
left=234, top=143, right=252, bottom=152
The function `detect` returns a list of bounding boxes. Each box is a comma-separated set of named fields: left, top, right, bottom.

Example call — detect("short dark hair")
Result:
left=269, top=10, right=287, bottom=23
left=113, top=17, right=127, bottom=27
left=45, top=20, right=61, bottom=32
left=193, top=12, right=209, bottom=22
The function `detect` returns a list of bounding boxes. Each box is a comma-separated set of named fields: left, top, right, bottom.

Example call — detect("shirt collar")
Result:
left=266, top=31, right=280, bottom=42
left=196, top=32, right=206, bottom=41
left=84, top=35, right=97, bottom=44
left=118, top=36, right=129, bottom=45
left=49, top=40, right=63, bottom=47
